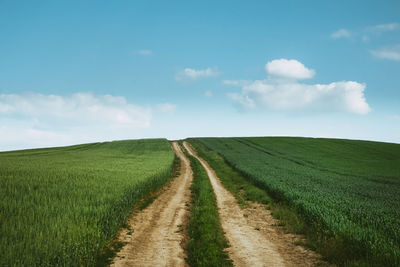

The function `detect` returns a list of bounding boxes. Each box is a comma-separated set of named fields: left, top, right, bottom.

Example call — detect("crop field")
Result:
left=0, top=139, right=174, bottom=266
left=189, top=137, right=400, bottom=266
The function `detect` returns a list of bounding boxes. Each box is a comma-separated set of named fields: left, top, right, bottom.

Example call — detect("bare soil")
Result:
left=184, top=141, right=327, bottom=267
left=111, top=142, right=192, bottom=267
left=111, top=141, right=326, bottom=267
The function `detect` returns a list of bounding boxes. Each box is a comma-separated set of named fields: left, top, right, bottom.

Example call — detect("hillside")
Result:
left=189, top=137, right=400, bottom=265
left=0, top=139, right=174, bottom=266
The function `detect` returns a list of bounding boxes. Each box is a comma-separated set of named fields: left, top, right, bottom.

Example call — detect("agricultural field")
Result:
left=188, top=137, right=400, bottom=266
left=0, top=139, right=175, bottom=266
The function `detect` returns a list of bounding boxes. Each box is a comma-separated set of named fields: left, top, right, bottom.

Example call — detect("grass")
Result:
left=96, top=148, right=182, bottom=266
left=186, top=140, right=271, bottom=208
left=188, top=137, right=400, bottom=266
left=186, top=149, right=232, bottom=267
left=137, top=152, right=182, bottom=212
left=186, top=139, right=305, bottom=233
left=0, top=139, right=175, bottom=266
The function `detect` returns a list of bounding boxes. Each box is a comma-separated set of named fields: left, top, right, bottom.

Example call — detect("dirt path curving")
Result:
left=111, top=142, right=192, bottom=267
left=184, top=141, right=325, bottom=267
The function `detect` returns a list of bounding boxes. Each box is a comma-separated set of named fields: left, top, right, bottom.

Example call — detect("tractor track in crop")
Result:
left=111, top=142, right=192, bottom=267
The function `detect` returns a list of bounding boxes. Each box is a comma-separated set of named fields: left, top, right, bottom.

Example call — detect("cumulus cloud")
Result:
left=226, top=59, right=371, bottom=115
left=330, top=29, right=352, bottom=39
left=157, top=103, right=176, bottom=113
left=370, top=44, right=400, bottom=61
left=265, top=59, right=315, bottom=80
left=0, top=92, right=152, bottom=150
left=176, top=67, right=219, bottom=81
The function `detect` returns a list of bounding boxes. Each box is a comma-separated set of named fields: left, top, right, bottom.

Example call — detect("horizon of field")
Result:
left=1, top=135, right=399, bottom=153
left=1, top=136, right=399, bottom=265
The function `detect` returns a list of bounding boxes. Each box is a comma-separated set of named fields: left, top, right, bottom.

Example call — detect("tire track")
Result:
left=184, top=141, right=325, bottom=267
left=111, top=142, right=192, bottom=267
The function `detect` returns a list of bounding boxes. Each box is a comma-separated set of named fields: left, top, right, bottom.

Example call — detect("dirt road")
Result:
left=111, top=142, right=192, bottom=267
left=184, top=141, right=324, bottom=267
left=112, top=141, right=324, bottom=267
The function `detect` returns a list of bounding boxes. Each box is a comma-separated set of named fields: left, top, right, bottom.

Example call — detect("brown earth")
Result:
left=111, top=141, right=327, bottom=267
left=111, top=142, right=192, bottom=267
left=184, top=141, right=327, bottom=267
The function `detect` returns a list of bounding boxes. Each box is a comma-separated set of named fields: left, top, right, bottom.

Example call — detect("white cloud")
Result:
left=0, top=92, right=151, bottom=128
left=370, top=44, right=400, bottom=61
left=138, top=49, right=152, bottom=55
left=157, top=103, right=176, bottom=113
left=331, top=23, right=398, bottom=42
left=366, top=23, right=399, bottom=33
left=0, top=92, right=153, bottom=150
left=330, top=29, right=352, bottom=39
left=223, top=80, right=251, bottom=86
left=227, top=59, right=371, bottom=115
left=227, top=93, right=256, bottom=109
left=176, top=67, right=219, bottom=81
left=0, top=125, right=78, bottom=150
left=204, top=90, right=213, bottom=97
left=265, top=59, right=315, bottom=80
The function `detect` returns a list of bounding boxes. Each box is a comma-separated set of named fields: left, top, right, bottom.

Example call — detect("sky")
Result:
left=1, top=0, right=400, bottom=151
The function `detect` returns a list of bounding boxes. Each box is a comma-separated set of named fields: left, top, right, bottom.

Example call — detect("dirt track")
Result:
left=111, top=142, right=192, bottom=267
left=184, top=141, right=325, bottom=267
left=112, top=141, right=325, bottom=267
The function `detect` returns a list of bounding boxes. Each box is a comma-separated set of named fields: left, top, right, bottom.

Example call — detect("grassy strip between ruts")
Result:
left=186, top=139, right=341, bottom=266
left=185, top=148, right=232, bottom=267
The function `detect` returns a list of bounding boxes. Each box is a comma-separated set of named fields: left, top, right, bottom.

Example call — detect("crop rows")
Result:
left=0, top=139, right=175, bottom=266
left=191, top=137, right=400, bottom=266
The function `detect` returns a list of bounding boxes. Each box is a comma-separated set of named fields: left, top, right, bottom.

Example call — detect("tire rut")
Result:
left=111, top=142, right=192, bottom=267
left=184, top=141, right=326, bottom=267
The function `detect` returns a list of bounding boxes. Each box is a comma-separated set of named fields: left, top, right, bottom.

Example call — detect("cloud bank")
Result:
left=227, top=59, right=371, bottom=115
left=0, top=92, right=151, bottom=150
left=0, top=92, right=151, bottom=127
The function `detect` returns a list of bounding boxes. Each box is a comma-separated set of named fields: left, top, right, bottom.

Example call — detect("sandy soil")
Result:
left=111, top=142, right=192, bottom=267
left=183, top=141, right=326, bottom=267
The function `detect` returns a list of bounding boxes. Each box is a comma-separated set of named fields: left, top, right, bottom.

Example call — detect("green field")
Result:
left=2, top=136, right=400, bottom=266
left=189, top=137, right=400, bottom=266
left=0, top=139, right=174, bottom=266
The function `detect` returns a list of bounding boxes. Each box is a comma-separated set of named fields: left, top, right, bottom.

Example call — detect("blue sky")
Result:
left=1, top=0, right=399, bottom=150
